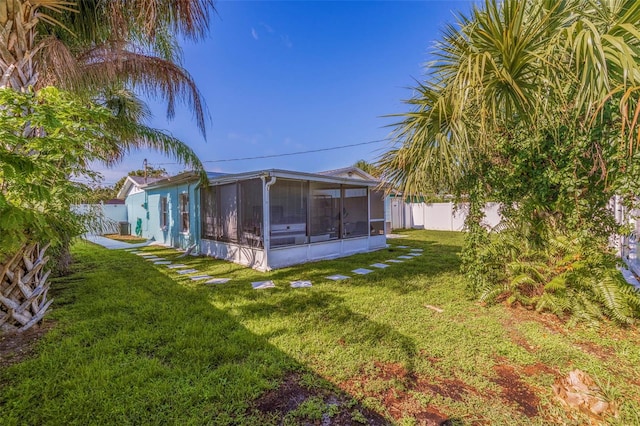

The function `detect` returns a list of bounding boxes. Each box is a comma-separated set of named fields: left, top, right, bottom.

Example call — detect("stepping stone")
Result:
left=371, top=263, right=390, bottom=269
left=410, top=248, right=424, bottom=252
left=154, top=261, right=172, bottom=265
left=144, top=256, right=161, bottom=261
left=176, top=269, right=199, bottom=274
left=387, top=259, right=404, bottom=263
left=137, top=253, right=156, bottom=257
left=124, top=249, right=136, bottom=252
left=326, top=274, right=350, bottom=281
left=252, top=281, right=276, bottom=289
left=291, top=280, right=312, bottom=288
left=190, top=275, right=212, bottom=281
left=407, top=253, right=422, bottom=257
left=205, top=278, right=231, bottom=284
left=396, top=245, right=409, bottom=249
left=352, top=268, right=373, bottom=275
left=397, top=255, right=413, bottom=260
left=166, top=264, right=188, bottom=269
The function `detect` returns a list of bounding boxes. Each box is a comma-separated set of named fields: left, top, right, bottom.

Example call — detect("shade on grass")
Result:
left=2, top=230, right=640, bottom=425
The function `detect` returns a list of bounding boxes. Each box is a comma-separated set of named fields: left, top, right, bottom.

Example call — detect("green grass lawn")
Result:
left=1, top=230, right=640, bottom=425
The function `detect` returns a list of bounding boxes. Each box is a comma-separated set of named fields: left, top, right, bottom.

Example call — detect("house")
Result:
left=118, top=167, right=387, bottom=271
left=117, top=175, right=164, bottom=237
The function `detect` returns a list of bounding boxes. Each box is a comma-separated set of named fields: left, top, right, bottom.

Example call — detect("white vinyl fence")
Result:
left=390, top=200, right=503, bottom=231
left=71, top=203, right=127, bottom=235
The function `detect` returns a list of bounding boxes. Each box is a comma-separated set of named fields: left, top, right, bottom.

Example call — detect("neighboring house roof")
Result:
left=103, top=199, right=125, bottom=205
left=116, top=175, right=163, bottom=199
left=318, top=166, right=377, bottom=181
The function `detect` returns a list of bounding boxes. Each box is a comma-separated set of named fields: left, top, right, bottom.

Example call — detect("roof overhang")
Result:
left=137, top=168, right=386, bottom=192
left=116, top=176, right=142, bottom=199
left=206, top=169, right=382, bottom=187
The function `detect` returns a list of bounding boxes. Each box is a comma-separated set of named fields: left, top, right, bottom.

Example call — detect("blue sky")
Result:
left=97, top=1, right=476, bottom=186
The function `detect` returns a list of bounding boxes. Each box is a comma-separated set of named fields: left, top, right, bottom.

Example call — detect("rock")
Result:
left=552, top=369, right=618, bottom=420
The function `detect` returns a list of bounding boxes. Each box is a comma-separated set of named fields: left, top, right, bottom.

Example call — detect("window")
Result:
left=270, top=180, right=308, bottom=247
left=179, top=193, right=189, bottom=233
left=239, top=179, right=263, bottom=247
left=160, top=196, right=168, bottom=228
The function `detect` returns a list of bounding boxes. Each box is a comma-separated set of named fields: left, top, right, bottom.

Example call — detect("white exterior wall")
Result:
left=201, top=239, right=267, bottom=271
left=202, top=235, right=387, bottom=271
left=268, top=235, right=387, bottom=270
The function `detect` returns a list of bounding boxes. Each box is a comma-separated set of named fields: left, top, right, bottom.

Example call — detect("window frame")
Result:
left=160, top=196, right=168, bottom=229
left=179, top=192, right=190, bottom=233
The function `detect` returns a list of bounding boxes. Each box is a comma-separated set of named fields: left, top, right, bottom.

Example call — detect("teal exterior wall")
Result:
left=124, top=181, right=201, bottom=250
left=125, top=192, right=148, bottom=237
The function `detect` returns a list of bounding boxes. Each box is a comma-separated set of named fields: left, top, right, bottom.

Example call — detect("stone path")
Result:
left=119, top=243, right=425, bottom=291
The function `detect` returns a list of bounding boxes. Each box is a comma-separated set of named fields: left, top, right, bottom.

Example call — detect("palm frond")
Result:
left=102, top=119, right=205, bottom=178
left=74, top=45, right=209, bottom=137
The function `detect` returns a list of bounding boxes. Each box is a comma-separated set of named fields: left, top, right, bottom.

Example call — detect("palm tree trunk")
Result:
left=0, top=243, right=53, bottom=333
left=0, top=1, right=53, bottom=334
left=0, top=0, right=39, bottom=89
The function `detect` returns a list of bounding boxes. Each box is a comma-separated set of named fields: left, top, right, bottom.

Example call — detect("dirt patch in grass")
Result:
left=253, top=373, right=390, bottom=425
left=574, top=340, right=615, bottom=361
left=491, top=364, right=540, bottom=417
left=521, top=362, right=557, bottom=377
left=379, top=387, right=450, bottom=425
left=418, top=378, right=472, bottom=402
left=339, top=361, right=475, bottom=424
left=507, top=305, right=567, bottom=336
left=0, top=321, right=54, bottom=368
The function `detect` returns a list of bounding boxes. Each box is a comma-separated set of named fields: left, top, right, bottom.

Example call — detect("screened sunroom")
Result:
left=199, top=169, right=386, bottom=271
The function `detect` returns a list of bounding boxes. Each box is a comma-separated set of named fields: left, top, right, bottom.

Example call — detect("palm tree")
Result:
left=0, top=0, right=214, bottom=167
left=0, top=0, right=216, bottom=333
left=380, top=0, right=640, bottom=196
left=378, top=0, right=640, bottom=323
left=353, top=160, right=381, bottom=178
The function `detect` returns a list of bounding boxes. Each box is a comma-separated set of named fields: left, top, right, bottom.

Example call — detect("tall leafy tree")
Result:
left=0, top=87, right=135, bottom=332
left=0, top=0, right=214, bottom=169
left=0, top=1, right=216, bottom=331
left=380, top=0, right=640, bottom=324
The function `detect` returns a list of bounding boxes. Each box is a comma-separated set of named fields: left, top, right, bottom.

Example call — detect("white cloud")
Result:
left=251, top=27, right=258, bottom=40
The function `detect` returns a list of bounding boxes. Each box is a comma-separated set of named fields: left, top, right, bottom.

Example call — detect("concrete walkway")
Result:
left=82, top=234, right=154, bottom=250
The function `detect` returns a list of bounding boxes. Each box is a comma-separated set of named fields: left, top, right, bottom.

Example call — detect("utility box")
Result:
left=119, top=221, right=131, bottom=236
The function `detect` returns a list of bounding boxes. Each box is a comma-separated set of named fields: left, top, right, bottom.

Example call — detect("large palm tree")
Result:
left=380, top=0, right=640, bottom=197
left=0, top=0, right=214, bottom=167
left=378, top=0, right=640, bottom=322
left=0, top=0, right=216, bottom=333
